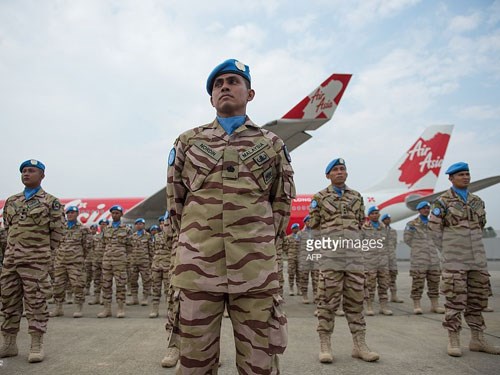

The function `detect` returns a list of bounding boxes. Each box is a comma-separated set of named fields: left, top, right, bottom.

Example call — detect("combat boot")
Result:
left=390, top=289, right=404, bottom=303
left=379, top=301, right=393, bottom=316
left=149, top=303, right=159, bottom=318
left=66, top=291, right=74, bottom=305
left=116, top=301, right=125, bottom=318
left=413, top=299, right=423, bottom=315
left=484, top=306, right=494, bottom=312
left=126, top=294, right=139, bottom=305
left=28, top=333, right=44, bottom=363
left=97, top=302, right=112, bottom=318
left=73, top=303, right=83, bottom=318
left=447, top=330, right=462, bottom=357
left=161, top=346, right=180, bottom=368
left=469, top=329, right=500, bottom=355
left=49, top=303, right=64, bottom=317
left=289, top=283, right=295, bottom=296
left=365, top=300, right=374, bottom=316
left=88, top=293, right=101, bottom=305
left=318, top=333, right=333, bottom=363
left=140, top=294, right=149, bottom=306
left=351, top=331, right=379, bottom=362
left=0, top=333, right=18, bottom=358
left=302, top=294, right=310, bottom=304
left=335, top=309, right=345, bottom=317
left=430, top=298, right=445, bottom=314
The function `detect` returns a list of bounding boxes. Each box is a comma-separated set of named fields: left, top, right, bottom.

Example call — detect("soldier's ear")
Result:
left=210, top=96, right=215, bottom=107
left=247, top=89, right=255, bottom=102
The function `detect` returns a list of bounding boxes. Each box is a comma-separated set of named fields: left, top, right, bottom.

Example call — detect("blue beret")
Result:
left=109, top=205, right=123, bottom=213
left=98, top=219, right=109, bottom=225
left=19, top=159, right=45, bottom=173
left=135, top=218, right=145, bottom=224
left=416, top=201, right=431, bottom=210
left=206, top=59, right=251, bottom=95
left=291, top=223, right=300, bottom=229
left=303, top=215, right=310, bottom=223
left=158, top=215, right=165, bottom=222
left=445, top=162, right=469, bottom=175
left=65, top=206, right=79, bottom=213
left=150, top=225, right=160, bottom=231
left=325, top=158, right=346, bottom=174
left=90, top=224, right=98, bottom=229
left=367, top=206, right=379, bottom=215
left=381, top=213, right=391, bottom=221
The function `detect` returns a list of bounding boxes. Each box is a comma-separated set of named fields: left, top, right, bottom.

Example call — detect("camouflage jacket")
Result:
left=428, top=188, right=487, bottom=270
left=383, top=224, right=398, bottom=270
left=102, top=223, right=132, bottom=264
left=361, top=221, right=389, bottom=270
left=167, top=119, right=295, bottom=293
left=283, top=233, right=300, bottom=262
left=404, top=216, right=440, bottom=270
left=2, top=188, right=65, bottom=265
left=130, top=230, right=152, bottom=264
left=152, top=223, right=174, bottom=270
left=91, top=232, right=105, bottom=262
left=0, top=227, right=7, bottom=265
left=55, top=222, right=91, bottom=265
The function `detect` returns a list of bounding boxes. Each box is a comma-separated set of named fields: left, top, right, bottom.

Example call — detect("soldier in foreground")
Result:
left=49, top=206, right=91, bottom=318
left=309, top=158, right=379, bottom=364
left=167, top=59, right=295, bottom=373
left=381, top=213, right=403, bottom=303
left=429, top=162, right=500, bottom=357
left=0, top=160, right=65, bottom=362
left=404, top=201, right=444, bottom=315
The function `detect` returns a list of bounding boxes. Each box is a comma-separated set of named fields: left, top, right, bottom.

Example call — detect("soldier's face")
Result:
left=135, top=222, right=145, bottom=231
left=292, top=227, right=299, bottom=234
left=369, top=211, right=380, bottom=221
left=418, top=207, right=430, bottom=216
left=111, top=210, right=122, bottom=222
left=21, top=167, right=44, bottom=188
left=382, top=218, right=391, bottom=225
left=99, top=223, right=108, bottom=231
left=210, top=73, right=254, bottom=117
left=326, top=165, right=347, bottom=187
left=151, top=229, right=158, bottom=235
left=449, top=171, right=470, bottom=189
left=90, top=227, right=97, bottom=234
left=66, top=211, right=78, bottom=221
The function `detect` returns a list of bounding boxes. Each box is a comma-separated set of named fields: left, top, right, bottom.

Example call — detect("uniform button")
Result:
left=227, top=166, right=235, bottom=172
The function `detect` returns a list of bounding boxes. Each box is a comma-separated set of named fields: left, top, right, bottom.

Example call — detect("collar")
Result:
left=24, top=186, right=42, bottom=200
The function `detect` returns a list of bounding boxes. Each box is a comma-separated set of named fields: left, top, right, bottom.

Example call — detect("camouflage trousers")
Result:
left=287, top=259, right=300, bottom=291
left=92, top=260, right=103, bottom=295
left=365, top=269, right=390, bottom=303
left=1, top=262, right=51, bottom=334
left=389, top=270, right=398, bottom=291
left=299, top=270, right=319, bottom=302
left=441, top=270, right=489, bottom=332
left=410, top=269, right=441, bottom=300
left=151, top=266, right=170, bottom=304
left=53, top=262, right=85, bottom=304
left=129, top=261, right=152, bottom=297
left=101, top=262, right=127, bottom=303
left=316, top=270, right=366, bottom=335
left=84, top=259, right=93, bottom=290
left=171, top=289, right=285, bottom=374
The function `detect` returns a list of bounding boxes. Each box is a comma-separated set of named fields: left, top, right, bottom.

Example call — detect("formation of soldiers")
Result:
left=1, top=60, right=499, bottom=373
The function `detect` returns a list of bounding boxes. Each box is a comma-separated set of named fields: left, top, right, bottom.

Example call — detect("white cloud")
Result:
left=447, top=13, right=481, bottom=34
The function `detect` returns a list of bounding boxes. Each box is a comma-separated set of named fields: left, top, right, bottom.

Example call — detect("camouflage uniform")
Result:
left=404, top=215, right=441, bottom=301
left=128, top=230, right=152, bottom=303
left=151, top=224, right=173, bottom=308
left=283, top=232, right=301, bottom=295
left=167, top=118, right=295, bottom=374
left=383, top=223, right=400, bottom=299
left=84, top=240, right=94, bottom=293
left=52, top=222, right=91, bottom=306
left=90, top=231, right=105, bottom=303
left=298, top=227, right=319, bottom=303
left=0, top=227, right=6, bottom=299
left=1, top=188, right=64, bottom=335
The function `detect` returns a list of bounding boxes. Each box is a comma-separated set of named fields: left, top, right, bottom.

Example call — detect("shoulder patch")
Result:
left=310, top=199, right=318, bottom=209
left=432, top=207, right=441, bottom=216
left=52, top=200, right=61, bottom=211
left=168, top=147, right=176, bottom=166
left=283, top=145, right=292, bottom=163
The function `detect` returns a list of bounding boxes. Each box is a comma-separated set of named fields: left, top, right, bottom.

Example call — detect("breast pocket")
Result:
left=182, top=147, right=218, bottom=192
left=244, top=148, right=277, bottom=192
left=29, top=206, right=49, bottom=226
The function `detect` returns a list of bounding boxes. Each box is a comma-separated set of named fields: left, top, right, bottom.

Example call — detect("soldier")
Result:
left=298, top=216, right=320, bottom=304
left=283, top=223, right=301, bottom=296
left=381, top=213, right=403, bottom=303
left=428, top=162, right=500, bottom=357
left=49, top=206, right=91, bottom=318
left=166, top=59, right=295, bottom=373
left=0, top=159, right=65, bottom=363
left=97, top=205, right=132, bottom=318
left=127, top=218, right=152, bottom=306
left=404, top=201, right=444, bottom=315
left=362, top=206, right=392, bottom=316
left=150, top=219, right=172, bottom=318
left=88, top=219, right=108, bottom=305
left=84, top=224, right=98, bottom=295
left=309, top=158, right=379, bottom=364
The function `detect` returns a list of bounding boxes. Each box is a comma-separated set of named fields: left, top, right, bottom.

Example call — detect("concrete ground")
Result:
left=1, top=261, right=499, bottom=374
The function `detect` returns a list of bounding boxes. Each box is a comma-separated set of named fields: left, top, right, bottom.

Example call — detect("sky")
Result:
left=1, top=0, right=499, bottom=229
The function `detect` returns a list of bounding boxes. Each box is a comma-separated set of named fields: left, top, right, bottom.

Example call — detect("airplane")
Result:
left=2, top=75, right=499, bottom=232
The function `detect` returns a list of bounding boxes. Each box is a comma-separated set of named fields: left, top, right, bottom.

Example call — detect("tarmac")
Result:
left=1, top=261, right=499, bottom=375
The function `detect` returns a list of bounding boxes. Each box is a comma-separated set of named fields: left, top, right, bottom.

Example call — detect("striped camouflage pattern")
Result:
left=384, top=224, right=398, bottom=272
left=91, top=232, right=105, bottom=295
left=297, top=228, right=319, bottom=301
left=283, top=232, right=300, bottom=292
left=429, top=188, right=490, bottom=332
left=129, top=231, right=152, bottom=296
left=166, top=119, right=295, bottom=294
left=275, top=235, right=284, bottom=296
left=151, top=224, right=173, bottom=304
left=362, top=222, right=390, bottom=303
left=176, top=290, right=283, bottom=374
left=0, top=227, right=6, bottom=266
left=53, top=222, right=91, bottom=304
left=1, top=188, right=64, bottom=334
left=429, top=188, right=487, bottom=270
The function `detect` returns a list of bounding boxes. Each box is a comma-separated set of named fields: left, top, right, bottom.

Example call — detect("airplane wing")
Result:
left=406, top=175, right=500, bottom=210
left=262, top=73, right=351, bottom=152
left=123, top=73, right=352, bottom=224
